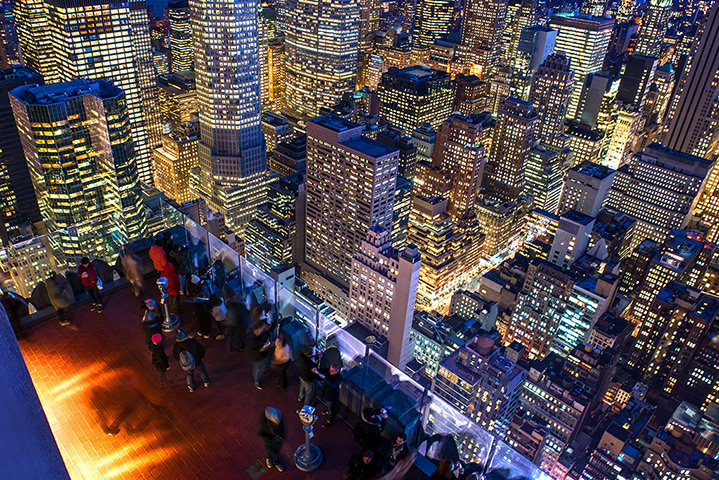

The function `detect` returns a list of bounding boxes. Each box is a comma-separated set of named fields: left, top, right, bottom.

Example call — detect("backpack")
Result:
left=179, top=350, right=196, bottom=371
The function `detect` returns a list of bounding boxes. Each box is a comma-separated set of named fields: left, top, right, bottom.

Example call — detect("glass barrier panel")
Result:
left=487, top=440, right=553, bottom=480
left=322, top=320, right=366, bottom=368
left=277, top=281, right=317, bottom=340
left=183, top=216, right=210, bottom=273
left=367, top=350, right=424, bottom=407
left=207, top=234, right=240, bottom=291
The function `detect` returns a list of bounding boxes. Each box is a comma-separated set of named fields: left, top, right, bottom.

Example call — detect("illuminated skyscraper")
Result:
left=15, top=0, right=159, bottom=184
left=460, top=0, right=508, bottom=80
left=529, top=53, right=574, bottom=149
left=10, top=80, right=146, bottom=248
left=284, top=0, right=359, bottom=117
left=603, top=106, right=642, bottom=169
left=510, top=25, right=557, bottom=101
left=483, top=98, right=538, bottom=201
left=304, top=115, right=399, bottom=286
left=168, top=0, right=193, bottom=72
left=616, top=55, right=658, bottom=111
left=549, top=14, right=614, bottom=118
left=189, top=0, right=271, bottom=233
left=157, top=72, right=198, bottom=134
left=634, top=0, right=671, bottom=58
left=557, top=161, right=615, bottom=217
left=359, top=0, right=381, bottom=52
left=414, top=0, right=453, bottom=48
left=267, top=38, right=286, bottom=111
left=153, top=124, right=200, bottom=204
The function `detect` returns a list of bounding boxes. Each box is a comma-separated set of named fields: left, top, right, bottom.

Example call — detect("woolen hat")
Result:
left=151, top=333, right=162, bottom=344
left=144, top=299, right=156, bottom=309
left=176, top=329, right=188, bottom=341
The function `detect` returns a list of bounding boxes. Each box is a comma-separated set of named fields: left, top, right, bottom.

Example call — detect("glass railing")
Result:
left=0, top=199, right=552, bottom=480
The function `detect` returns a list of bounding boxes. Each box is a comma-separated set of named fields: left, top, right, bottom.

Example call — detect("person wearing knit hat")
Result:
left=258, top=407, right=285, bottom=472
left=148, top=332, right=169, bottom=388
left=172, top=329, right=211, bottom=392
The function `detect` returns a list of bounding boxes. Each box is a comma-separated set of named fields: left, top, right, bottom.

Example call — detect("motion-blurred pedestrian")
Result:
left=258, top=407, right=285, bottom=472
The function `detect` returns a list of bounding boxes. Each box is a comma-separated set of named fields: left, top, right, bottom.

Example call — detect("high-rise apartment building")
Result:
left=460, top=0, right=508, bottom=80
left=433, top=334, right=526, bottom=436
left=168, top=0, right=193, bottom=72
left=453, top=74, right=486, bottom=115
left=413, top=0, right=454, bottom=48
left=305, top=115, right=399, bottom=286
left=557, top=161, right=615, bottom=217
left=15, top=0, right=159, bottom=184
left=476, top=197, right=532, bottom=257
left=10, top=80, right=146, bottom=249
left=529, top=53, right=574, bottom=149
left=284, top=0, right=359, bottom=117
left=549, top=14, right=614, bottom=119
left=604, top=144, right=711, bottom=249
left=510, top=26, right=557, bottom=101
left=349, top=227, right=421, bottom=369
left=483, top=98, right=538, bottom=201
left=153, top=124, right=200, bottom=204
left=190, top=0, right=272, bottom=234
left=634, top=0, right=671, bottom=58
left=0, top=67, right=42, bottom=246
left=377, top=66, right=455, bottom=133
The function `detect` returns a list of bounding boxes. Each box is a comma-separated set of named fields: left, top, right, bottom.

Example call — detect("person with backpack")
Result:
left=172, top=329, right=210, bottom=392
left=257, top=407, right=285, bottom=472
left=77, top=257, right=103, bottom=313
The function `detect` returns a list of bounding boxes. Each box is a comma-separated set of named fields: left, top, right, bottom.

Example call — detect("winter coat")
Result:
left=162, top=263, right=181, bottom=296
left=149, top=245, right=167, bottom=272
left=173, top=337, right=206, bottom=363
left=345, top=453, right=380, bottom=480
left=121, top=252, right=143, bottom=286
left=77, top=263, right=98, bottom=288
left=258, top=415, right=285, bottom=447
left=247, top=328, right=271, bottom=362
left=211, top=298, right=228, bottom=324
left=170, top=250, right=190, bottom=276
left=46, top=275, right=74, bottom=310
left=149, top=341, right=169, bottom=371
left=141, top=310, right=162, bottom=345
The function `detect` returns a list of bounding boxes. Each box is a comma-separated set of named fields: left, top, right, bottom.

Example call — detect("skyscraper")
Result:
left=190, top=0, right=271, bottom=234
left=557, top=161, right=615, bottom=217
left=460, top=0, right=509, bottom=80
left=529, top=53, right=574, bottom=149
left=634, top=0, right=671, bottom=58
left=284, top=0, right=359, bottom=117
left=153, top=125, right=200, bottom=204
left=413, top=0, right=454, bottom=48
left=616, top=55, right=658, bottom=110
left=304, top=115, right=399, bottom=286
left=510, top=25, right=557, bottom=101
left=15, top=0, right=159, bottom=184
left=10, top=79, right=146, bottom=250
left=549, top=14, right=614, bottom=118
left=483, top=98, right=538, bottom=201
left=359, top=0, right=381, bottom=52
left=168, top=0, right=193, bottom=72
left=349, top=227, right=421, bottom=369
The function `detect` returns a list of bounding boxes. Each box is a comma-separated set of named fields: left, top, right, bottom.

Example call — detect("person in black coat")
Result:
left=344, top=449, right=380, bottom=480
left=353, top=407, right=387, bottom=452
left=188, top=276, right=212, bottom=338
left=149, top=332, right=170, bottom=387
left=172, top=329, right=210, bottom=392
left=141, top=300, right=162, bottom=345
left=257, top=407, right=285, bottom=472
left=383, top=433, right=410, bottom=473
left=247, top=320, right=272, bottom=389
left=321, top=362, right=342, bottom=427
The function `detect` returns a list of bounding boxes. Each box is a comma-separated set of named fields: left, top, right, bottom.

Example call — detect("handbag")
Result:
left=97, top=277, right=104, bottom=290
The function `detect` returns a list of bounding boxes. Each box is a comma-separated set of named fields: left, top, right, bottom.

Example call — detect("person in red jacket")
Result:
left=149, top=239, right=167, bottom=274
left=77, top=257, right=103, bottom=313
left=162, top=262, right=181, bottom=313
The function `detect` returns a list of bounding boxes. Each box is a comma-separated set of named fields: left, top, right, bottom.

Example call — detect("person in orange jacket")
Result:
left=149, top=239, right=167, bottom=274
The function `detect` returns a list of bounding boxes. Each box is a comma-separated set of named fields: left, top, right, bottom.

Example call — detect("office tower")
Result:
left=392, top=176, right=413, bottom=250
left=684, top=320, right=719, bottom=409
left=604, top=144, right=711, bottom=249
left=168, top=0, right=192, bottom=72
left=566, top=124, right=603, bottom=165
left=529, top=54, right=574, bottom=149
left=558, top=161, right=615, bottom=217
left=617, top=55, right=658, bottom=111
left=433, top=334, right=526, bottom=435
left=603, top=106, right=642, bottom=169
left=525, top=146, right=563, bottom=212
left=506, top=259, right=576, bottom=359
left=258, top=16, right=269, bottom=109
left=189, top=0, right=272, bottom=234
left=261, top=112, right=293, bottom=153
left=476, top=197, right=532, bottom=257
left=157, top=72, right=197, bottom=134
left=510, top=26, right=557, bottom=101
left=483, top=98, right=538, bottom=201
left=412, top=123, right=436, bottom=163
left=634, top=0, right=671, bottom=57
left=413, top=0, right=454, bottom=48
left=270, top=135, right=306, bottom=177
left=460, top=0, right=508, bottom=80
left=15, top=0, right=159, bottom=185
left=646, top=63, right=674, bottom=127
left=152, top=50, right=169, bottom=76
left=348, top=227, right=421, bottom=369
left=549, top=14, right=614, bottom=118
left=377, top=131, right=418, bottom=180
left=0, top=67, right=42, bottom=246
left=305, top=115, right=398, bottom=286
left=359, top=0, right=381, bottom=52
left=548, top=210, right=594, bottom=268
left=10, top=80, right=146, bottom=248
left=580, top=0, right=606, bottom=16
left=377, top=66, right=454, bottom=133
left=245, top=173, right=305, bottom=273
left=487, top=66, right=511, bottom=116
left=574, top=73, right=616, bottom=129
left=563, top=344, right=617, bottom=400
left=0, top=7, right=20, bottom=65
left=267, top=38, right=286, bottom=111
left=625, top=231, right=716, bottom=366
left=453, top=74, right=486, bottom=115
left=284, top=0, right=359, bottom=117
left=505, top=0, right=537, bottom=64
left=153, top=124, right=200, bottom=204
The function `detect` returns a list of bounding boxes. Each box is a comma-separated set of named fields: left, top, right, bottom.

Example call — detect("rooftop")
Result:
left=310, top=114, right=361, bottom=133
left=11, top=79, right=123, bottom=105
left=0, top=66, right=42, bottom=83
left=343, top=136, right=399, bottom=159
left=572, top=161, right=615, bottom=179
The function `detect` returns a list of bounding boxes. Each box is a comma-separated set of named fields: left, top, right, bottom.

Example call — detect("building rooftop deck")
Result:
left=18, top=285, right=355, bottom=480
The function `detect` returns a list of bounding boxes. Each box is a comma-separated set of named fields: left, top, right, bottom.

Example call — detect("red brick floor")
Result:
left=18, top=286, right=355, bottom=480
